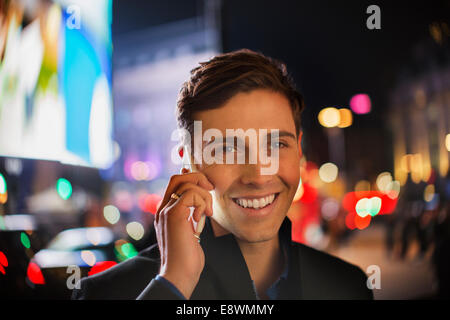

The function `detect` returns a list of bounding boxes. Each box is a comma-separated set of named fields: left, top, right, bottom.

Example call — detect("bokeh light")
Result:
left=296, top=182, right=318, bottom=204
left=0, top=251, right=8, bottom=268
left=88, top=261, right=117, bottom=276
left=131, top=161, right=150, bottom=180
left=114, top=189, right=134, bottom=212
left=293, top=178, right=304, bottom=201
left=386, top=180, right=401, bottom=199
left=81, top=250, right=96, bottom=266
left=354, top=214, right=371, bottom=230
left=376, top=172, right=393, bottom=192
left=446, top=134, right=450, bottom=152
left=0, top=191, right=7, bottom=204
left=321, top=198, right=340, bottom=221
left=56, top=178, right=72, bottom=200
left=355, top=197, right=382, bottom=217
left=129, top=161, right=159, bottom=181
left=121, top=242, right=138, bottom=259
left=21, top=232, right=31, bottom=249
left=345, top=212, right=356, bottom=230
left=0, top=173, right=7, bottom=204
left=355, top=180, right=371, bottom=193
left=5, top=158, right=23, bottom=176
left=318, top=107, right=341, bottom=128
left=350, top=93, right=371, bottom=114
left=319, top=162, right=338, bottom=183
left=304, top=223, right=325, bottom=247
left=126, top=221, right=145, bottom=241
left=337, top=108, right=353, bottom=128
left=27, top=262, right=45, bottom=285
left=424, top=184, right=435, bottom=202
left=0, top=173, right=7, bottom=194
left=103, top=205, right=121, bottom=224
left=138, top=193, right=163, bottom=214
left=86, top=228, right=101, bottom=246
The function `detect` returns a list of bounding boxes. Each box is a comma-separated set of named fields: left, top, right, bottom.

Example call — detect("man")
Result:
left=72, top=49, right=373, bottom=300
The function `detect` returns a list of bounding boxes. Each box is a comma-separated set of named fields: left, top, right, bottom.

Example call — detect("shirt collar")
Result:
left=193, top=217, right=293, bottom=299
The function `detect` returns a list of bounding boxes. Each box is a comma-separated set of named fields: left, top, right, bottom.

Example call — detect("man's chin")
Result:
left=232, top=228, right=278, bottom=244
left=210, top=214, right=284, bottom=243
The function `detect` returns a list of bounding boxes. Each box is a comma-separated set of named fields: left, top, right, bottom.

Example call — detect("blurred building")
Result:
left=389, top=25, right=450, bottom=187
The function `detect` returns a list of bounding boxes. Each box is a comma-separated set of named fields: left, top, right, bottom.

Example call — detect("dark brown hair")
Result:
left=176, top=49, right=305, bottom=137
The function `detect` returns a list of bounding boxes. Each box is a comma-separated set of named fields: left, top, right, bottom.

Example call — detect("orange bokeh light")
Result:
left=354, top=214, right=371, bottom=230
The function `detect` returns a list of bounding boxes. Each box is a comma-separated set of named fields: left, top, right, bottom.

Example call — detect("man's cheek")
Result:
left=280, top=167, right=301, bottom=190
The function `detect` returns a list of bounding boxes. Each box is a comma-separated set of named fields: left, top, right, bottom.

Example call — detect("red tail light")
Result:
left=0, top=251, right=7, bottom=275
left=27, top=262, right=45, bottom=285
left=0, top=251, right=8, bottom=267
left=88, top=261, right=117, bottom=276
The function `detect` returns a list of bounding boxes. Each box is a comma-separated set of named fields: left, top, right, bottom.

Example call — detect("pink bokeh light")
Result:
left=349, top=94, right=371, bottom=114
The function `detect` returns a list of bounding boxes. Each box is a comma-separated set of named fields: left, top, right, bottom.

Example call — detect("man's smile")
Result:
left=232, top=192, right=280, bottom=209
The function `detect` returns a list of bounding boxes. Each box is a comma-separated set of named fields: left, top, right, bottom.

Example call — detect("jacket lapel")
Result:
left=192, top=217, right=257, bottom=300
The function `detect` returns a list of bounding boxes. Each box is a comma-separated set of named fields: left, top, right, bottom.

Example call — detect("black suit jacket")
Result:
left=72, top=218, right=373, bottom=300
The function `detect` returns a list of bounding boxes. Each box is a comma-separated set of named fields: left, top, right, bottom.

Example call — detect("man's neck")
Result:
left=209, top=218, right=285, bottom=298
left=236, top=236, right=285, bottom=298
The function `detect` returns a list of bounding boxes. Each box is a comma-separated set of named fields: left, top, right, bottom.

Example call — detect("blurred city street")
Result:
left=329, top=224, right=437, bottom=300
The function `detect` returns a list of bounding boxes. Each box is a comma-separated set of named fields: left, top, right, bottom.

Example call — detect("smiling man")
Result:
left=72, top=49, right=373, bottom=300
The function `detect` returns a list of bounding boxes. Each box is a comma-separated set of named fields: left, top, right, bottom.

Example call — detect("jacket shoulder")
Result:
left=292, top=242, right=373, bottom=299
left=72, top=244, right=160, bottom=300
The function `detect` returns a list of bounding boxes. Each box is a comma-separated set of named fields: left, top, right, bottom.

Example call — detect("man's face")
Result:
left=192, top=89, right=302, bottom=243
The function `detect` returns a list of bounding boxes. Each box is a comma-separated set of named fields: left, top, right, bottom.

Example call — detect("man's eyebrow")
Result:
left=275, top=130, right=297, bottom=140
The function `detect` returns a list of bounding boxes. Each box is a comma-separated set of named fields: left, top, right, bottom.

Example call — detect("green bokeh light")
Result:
left=368, top=197, right=382, bottom=216
left=56, top=178, right=72, bottom=200
left=121, top=243, right=138, bottom=259
left=355, top=197, right=382, bottom=218
left=0, top=174, right=6, bottom=194
left=21, top=232, right=31, bottom=249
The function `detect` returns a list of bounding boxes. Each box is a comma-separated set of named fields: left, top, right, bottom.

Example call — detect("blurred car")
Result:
left=0, top=214, right=38, bottom=299
left=26, top=227, right=138, bottom=299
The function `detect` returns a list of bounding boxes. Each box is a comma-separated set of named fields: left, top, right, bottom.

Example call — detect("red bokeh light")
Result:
left=298, top=183, right=318, bottom=204
left=139, top=193, right=163, bottom=214
left=354, top=214, right=371, bottom=230
left=88, top=261, right=117, bottom=276
left=27, top=262, right=45, bottom=285
left=0, top=251, right=8, bottom=267
left=345, top=211, right=356, bottom=230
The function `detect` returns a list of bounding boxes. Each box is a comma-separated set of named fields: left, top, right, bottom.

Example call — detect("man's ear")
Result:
left=298, top=131, right=303, bottom=158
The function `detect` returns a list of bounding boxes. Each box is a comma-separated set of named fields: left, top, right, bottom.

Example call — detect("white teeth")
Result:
left=235, top=194, right=276, bottom=209
left=260, top=198, right=266, bottom=207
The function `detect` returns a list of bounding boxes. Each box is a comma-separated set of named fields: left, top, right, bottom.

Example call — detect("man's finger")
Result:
left=158, top=173, right=214, bottom=214
left=173, top=182, right=213, bottom=217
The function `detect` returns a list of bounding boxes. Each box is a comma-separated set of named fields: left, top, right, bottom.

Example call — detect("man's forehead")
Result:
left=194, top=90, right=297, bottom=133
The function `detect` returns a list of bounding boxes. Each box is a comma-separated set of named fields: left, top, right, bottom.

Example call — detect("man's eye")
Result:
left=272, top=141, right=287, bottom=149
left=223, top=145, right=236, bottom=153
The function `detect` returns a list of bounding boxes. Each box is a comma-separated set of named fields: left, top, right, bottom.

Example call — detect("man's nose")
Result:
left=239, top=163, right=274, bottom=186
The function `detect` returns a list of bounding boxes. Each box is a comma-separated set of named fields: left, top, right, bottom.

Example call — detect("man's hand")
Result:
left=154, top=170, right=214, bottom=299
